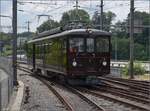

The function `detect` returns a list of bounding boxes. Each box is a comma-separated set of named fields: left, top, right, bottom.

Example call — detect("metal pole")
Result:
left=27, top=21, right=30, bottom=32
left=100, top=0, right=103, bottom=30
left=12, top=0, right=18, bottom=86
left=129, top=0, right=134, bottom=79
left=115, top=33, right=117, bottom=61
left=75, top=0, right=79, bottom=20
left=20, top=38, right=21, bottom=60
left=148, top=0, right=150, bottom=77
left=26, top=21, right=31, bottom=32
left=76, top=0, right=78, bottom=12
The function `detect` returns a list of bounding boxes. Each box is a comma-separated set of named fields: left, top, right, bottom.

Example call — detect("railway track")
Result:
left=108, top=77, right=150, bottom=84
left=95, top=84, right=150, bottom=104
left=17, top=65, right=32, bottom=74
left=64, top=85, right=105, bottom=111
left=99, top=77, right=150, bottom=96
left=17, top=64, right=105, bottom=111
left=79, top=87, right=150, bottom=111
left=101, top=80, right=150, bottom=100
left=35, top=76, right=74, bottom=111
left=17, top=63, right=150, bottom=111
left=36, top=76, right=105, bottom=111
left=107, top=77, right=150, bottom=89
left=17, top=66, right=74, bottom=111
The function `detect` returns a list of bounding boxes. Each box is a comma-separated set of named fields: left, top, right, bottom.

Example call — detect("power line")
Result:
left=0, top=26, right=27, bottom=29
left=0, top=15, right=12, bottom=19
left=14, top=0, right=149, bottom=1
left=94, top=24, right=150, bottom=28
left=17, top=1, right=57, bottom=5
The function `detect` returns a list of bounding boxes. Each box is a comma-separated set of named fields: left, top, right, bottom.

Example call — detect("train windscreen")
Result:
left=96, top=37, right=109, bottom=52
left=86, top=38, right=94, bottom=52
left=69, top=38, right=84, bottom=53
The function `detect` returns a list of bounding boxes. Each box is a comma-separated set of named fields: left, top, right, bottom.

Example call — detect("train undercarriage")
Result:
left=33, top=67, right=101, bottom=85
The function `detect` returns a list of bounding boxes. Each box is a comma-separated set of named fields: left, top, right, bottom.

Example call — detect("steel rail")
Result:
left=17, top=65, right=74, bottom=111
left=35, top=76, right=74, bottom=111
left=17, top=61, right=28, bottom=64
left=95, top=85, right=150, bottom=104
left=107, top=77, right=150, bottom=88
left=17, top=64, right=105, bottom=111
left=99, top=82, right=149, bottom=100
left=17, top=66, right=32, bottom=74
left=80, top=88, right=150, bottom=111
left=65, top=85, right=105, bottom=111
left=99, top=77, right=150, bottom=95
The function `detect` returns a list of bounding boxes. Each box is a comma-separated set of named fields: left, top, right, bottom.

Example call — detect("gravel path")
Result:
left=18, top=70, right=66, bottom=111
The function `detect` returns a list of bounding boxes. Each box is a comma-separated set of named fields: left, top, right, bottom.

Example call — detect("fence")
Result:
left=0, top=57, right=13, bottom=111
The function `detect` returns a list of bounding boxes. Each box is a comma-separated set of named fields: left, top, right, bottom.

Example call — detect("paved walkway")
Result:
left=0, top=69, right=8, bottom=81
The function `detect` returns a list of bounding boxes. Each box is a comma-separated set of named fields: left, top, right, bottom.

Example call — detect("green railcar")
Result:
left=27, top=27, right=111, bottom=85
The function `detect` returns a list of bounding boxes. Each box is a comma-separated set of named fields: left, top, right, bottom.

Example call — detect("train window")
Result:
left=69, top=38, right=84, bottom=53
left=96, top=38, right=109, bottom=52
left=87, top=38, right=94, bottom=52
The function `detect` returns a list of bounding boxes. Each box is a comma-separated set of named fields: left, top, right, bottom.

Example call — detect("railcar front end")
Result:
left=67, top=30, right=111, bottom=85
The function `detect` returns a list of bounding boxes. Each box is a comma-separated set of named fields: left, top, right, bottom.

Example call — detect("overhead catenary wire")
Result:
left=1, top=0, right=150, bottom=33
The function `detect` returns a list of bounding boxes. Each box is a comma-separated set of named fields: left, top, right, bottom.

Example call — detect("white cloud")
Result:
left=0, top=0, right=149, bottom=33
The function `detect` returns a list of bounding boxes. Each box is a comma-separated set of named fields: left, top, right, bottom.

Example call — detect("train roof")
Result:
left=28, top=28, right=111, bottom=43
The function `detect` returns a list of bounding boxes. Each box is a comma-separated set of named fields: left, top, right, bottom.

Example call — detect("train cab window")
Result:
left=96, top=37, right=109, bottom=52
left=69, top=38, right=84, bottom=53
left=86, top=38, right=94, bottom=52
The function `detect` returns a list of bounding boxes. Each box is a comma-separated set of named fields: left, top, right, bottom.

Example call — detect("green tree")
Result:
left=127, top=11, right=150, bottom=46
left=92, top=11, right=116, bottom=31
left=37, top=19, right=60, bottom=33
left=111, top=37, right=130, bottom=60
left=111, top=11, right=150, bottom=61
left=60, top=9, right=90, bottom=26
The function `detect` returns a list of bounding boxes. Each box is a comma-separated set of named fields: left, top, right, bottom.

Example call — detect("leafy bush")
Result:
left=122, top=63, right=146, bottom=75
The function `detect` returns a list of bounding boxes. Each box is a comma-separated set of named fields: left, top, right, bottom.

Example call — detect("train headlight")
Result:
left=102, top=61, right=107, bottom=66
left=72, top=61, right=77, bottom=67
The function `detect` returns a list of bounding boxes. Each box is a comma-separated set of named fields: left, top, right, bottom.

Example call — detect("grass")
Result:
left=122, top=73, right=150, bottom=81
left=1, top=50, right=12, bottom=56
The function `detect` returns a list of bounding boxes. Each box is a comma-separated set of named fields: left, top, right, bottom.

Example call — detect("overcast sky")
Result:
left=0, top=0, right=149, bottom=33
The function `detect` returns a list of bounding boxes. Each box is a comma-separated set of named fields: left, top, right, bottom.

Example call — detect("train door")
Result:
left=33, top=44, right=35, bottom=70
left=68, top=36, right=85, bottom=75
left=85, top=37, right=96, bottom=72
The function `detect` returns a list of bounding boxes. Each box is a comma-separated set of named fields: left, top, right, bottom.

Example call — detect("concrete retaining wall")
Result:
left=0, top=57, right=13, bottom=111
left=109, top=67, right=121, bottom=77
